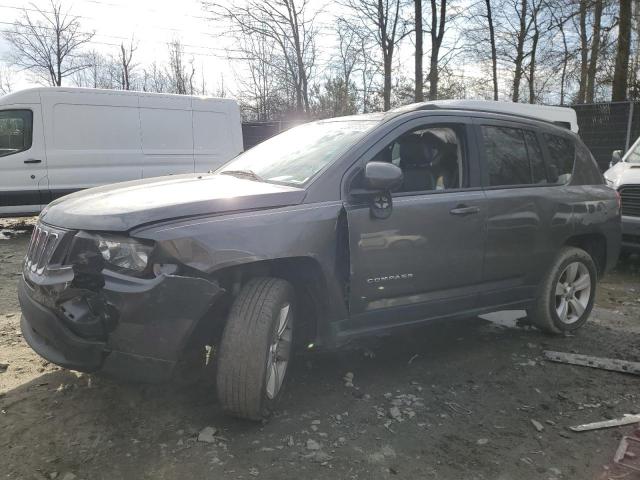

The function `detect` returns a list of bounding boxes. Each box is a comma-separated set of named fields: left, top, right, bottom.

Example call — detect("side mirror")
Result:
left=364, top=162, right=403, bottom=192
left=361, top=162, right=403, bottom=220
left=610, top=150, right=623, bottom=168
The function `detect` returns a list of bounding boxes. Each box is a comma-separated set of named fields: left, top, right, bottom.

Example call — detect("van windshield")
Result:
left=626, top=137, right=640, bottom=163
left=217, top=120, right=378, bottom=186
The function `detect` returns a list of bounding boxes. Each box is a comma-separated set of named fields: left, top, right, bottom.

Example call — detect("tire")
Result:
left=528, top=247, right=597, bottom=335
left=216, top=277, right=294, bottom=420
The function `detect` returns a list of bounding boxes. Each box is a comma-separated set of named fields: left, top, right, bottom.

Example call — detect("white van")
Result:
left=0, top=87, right=243, bottom=217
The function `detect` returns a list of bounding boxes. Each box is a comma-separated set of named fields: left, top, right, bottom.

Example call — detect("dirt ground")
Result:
left=1, top=218, right=640, bottom=480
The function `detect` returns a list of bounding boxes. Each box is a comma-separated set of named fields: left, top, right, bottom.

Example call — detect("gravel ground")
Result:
left=1, top=218, right=639, bottom=480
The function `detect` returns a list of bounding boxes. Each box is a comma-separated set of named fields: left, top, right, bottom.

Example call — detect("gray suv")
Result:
left=19, top=102, right=621, bottom=420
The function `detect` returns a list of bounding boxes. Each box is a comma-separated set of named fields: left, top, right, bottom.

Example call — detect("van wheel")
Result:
left=216, top=277, right=294, bottom=420
left=528, top=247, right=597, bottom=334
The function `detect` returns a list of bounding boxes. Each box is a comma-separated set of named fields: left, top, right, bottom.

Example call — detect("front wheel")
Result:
left=215, top=277, right=294, bottom=420
left=528, top=247, right=597, bottom=334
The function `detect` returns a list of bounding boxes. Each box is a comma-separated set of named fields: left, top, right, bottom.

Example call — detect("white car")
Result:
left=604, top=138, right=640, bottom=253
left=0, top=87, right=243, bottom=217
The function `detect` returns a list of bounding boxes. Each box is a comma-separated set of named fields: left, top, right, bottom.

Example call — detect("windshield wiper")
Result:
left=219, top=169, right=264, bottom=182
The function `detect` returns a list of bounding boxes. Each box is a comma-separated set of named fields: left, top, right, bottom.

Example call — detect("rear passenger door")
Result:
left=475, top=119, right=574, bottom=307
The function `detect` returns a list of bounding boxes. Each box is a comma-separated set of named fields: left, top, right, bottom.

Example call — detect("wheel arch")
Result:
left=564, top=232, right=607, bottom=278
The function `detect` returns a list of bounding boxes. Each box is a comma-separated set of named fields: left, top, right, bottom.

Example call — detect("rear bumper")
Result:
left=19, top=269, right=222, bottom=382
left=622, top=215, right=640, bottom=252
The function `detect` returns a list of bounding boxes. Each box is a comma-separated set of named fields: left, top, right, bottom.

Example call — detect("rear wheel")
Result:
left=528, top=247, right=597, bottom=334
left=215, top=277, right=294, bottom=420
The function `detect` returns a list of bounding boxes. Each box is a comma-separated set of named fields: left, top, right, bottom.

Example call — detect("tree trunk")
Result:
left=383, top=48, right=392, bottom=111
left=512, top=0, right=527, bottom=102
left=577, top=0, right=588, bottom=103
left=428, top=0, right=446, bottom=100
left=585, top=0, right=603, bottom=103
left=486, top=0, right=498, bottom=101
left=415, top=0, right=424, bottom=102
left=528, top=4, right=539, bottom=104
left=559, top=20, right=569, bottom=105
left=613, top=0, right=632, bottom=101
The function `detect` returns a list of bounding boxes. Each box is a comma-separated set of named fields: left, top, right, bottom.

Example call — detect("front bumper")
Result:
left=622, top=215, right=640, bottom=252
left=19, top=268, right=222, bottom=382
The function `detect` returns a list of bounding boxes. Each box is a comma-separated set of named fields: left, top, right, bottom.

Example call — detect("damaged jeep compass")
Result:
left=19, top=101, right=621, bottom=420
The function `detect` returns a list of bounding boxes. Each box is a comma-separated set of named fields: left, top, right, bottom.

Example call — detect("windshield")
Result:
left=626, top=136, right=640, bottom=163
left=217, top=120, right=378, bottom=185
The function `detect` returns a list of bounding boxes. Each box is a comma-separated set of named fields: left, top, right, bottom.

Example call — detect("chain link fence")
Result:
left=573, top=101, right=640, bottom=171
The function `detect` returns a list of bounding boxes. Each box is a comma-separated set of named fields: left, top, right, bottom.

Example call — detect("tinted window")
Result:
left=543, top=133, right=575, bottom=183
left=482, top=125, right=532, bottom=186
left=0, top=110, right=33, bottom=157
left=369, top=125, right=466, bottom=193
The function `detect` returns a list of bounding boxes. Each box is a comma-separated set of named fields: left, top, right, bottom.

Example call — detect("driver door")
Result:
left=0, top=105, right=48, bottom=216
left=345, top=116, right=487, bottom=330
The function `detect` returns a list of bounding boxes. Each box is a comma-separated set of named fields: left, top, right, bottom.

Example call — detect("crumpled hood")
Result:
left=41, top=174, right=307, bottom=231
left=604, top=162, right=640, bottom=188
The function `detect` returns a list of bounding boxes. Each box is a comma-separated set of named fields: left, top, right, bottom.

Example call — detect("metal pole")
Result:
left=625, top=100, right=634, bottom=152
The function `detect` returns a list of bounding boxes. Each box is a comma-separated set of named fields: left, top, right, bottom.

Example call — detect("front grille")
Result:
left=24, top=223, right=69, bottom=275
left=619, top=185, right=640, bottom=217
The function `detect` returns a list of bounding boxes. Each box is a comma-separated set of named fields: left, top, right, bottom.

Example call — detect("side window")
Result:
left=369, top=125, right=467, bottom=193
left=0, top=110, right=33, bottom=157
left=543, top=133, right=575, bottom=183
left=481, top=125, right=546, bottom=186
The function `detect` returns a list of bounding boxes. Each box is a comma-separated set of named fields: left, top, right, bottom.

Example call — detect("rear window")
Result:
left=543, top=133, right=575, bottom=183
left=481, top=125, right=547, bottom=186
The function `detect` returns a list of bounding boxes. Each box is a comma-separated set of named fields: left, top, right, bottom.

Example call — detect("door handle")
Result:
left=450, top=205, right=480, bottom=216
left=24, top=159, right=42, bottom=164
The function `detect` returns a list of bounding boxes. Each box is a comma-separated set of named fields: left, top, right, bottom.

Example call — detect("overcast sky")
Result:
left=0, top=0, right=478, bottom=99
left=0, top=0, right=249, bottom=93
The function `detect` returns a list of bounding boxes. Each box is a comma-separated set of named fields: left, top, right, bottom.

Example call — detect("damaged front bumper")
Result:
left=19, top=226, right=222, bottom=382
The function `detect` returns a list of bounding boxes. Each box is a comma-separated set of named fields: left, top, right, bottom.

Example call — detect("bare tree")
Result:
left=415, top=0, right=424, bottom=101
left=612, top=0, right=632, bottom=100
left=118, top=37, right=138, bottom=91
left=4, top=0, right=94, bottom=86
left=585, top=0, right=603, bottom=102
left=340, top=0, right=407, bottom=111
left=427, top=0, right=447, bottom=99
left=142, top=62, right=170, bottom=93
left=485, top=0, right=498, bottom=100
left=166, top=39, right=196, bottom=95
left=205, top=0, right=317, bottom=116
left=0, top=65, right=15, bottom=95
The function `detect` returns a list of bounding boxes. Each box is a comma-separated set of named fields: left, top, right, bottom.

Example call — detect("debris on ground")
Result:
left=613, top=430, right=640, bottom=473
left=197, top=426, right=218, bottom=443
left=477, top=438, right=489, bottom=445
left=306, top=439, right=321, bottom=451
left=343, top=372, right=354, bottom=387
left=543, top=350, right=640, bottom=376
left=0, top=362, right=8, bottom=373
left=570, top=414, right=640, bottom=432
left=531, top=419, right=545, bottom=432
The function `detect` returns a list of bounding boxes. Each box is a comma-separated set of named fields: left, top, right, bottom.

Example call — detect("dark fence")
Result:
left=241, top=121, right=297, bottom=150
left=242, top=102, right=640, bottom=172
left=573, top=101, right=640, bottom=171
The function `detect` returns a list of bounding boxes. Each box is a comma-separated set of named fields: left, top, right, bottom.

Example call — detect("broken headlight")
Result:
left=70, top=232, right=155, bottom=276
left=96, top=235, right=154, bottom=274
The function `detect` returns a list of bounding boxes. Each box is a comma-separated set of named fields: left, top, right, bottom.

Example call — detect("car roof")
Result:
left=389, top=100, right=579, bottom=133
